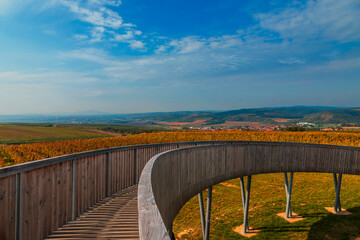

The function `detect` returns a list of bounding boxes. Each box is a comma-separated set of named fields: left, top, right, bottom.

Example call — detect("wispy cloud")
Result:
left=257, top=0, right=360, bottom=43
left=60, top=0, right=145, bottom=49
left=0, top=70, right=99, bottom=84
left=61, top=0, right=123, bottom=29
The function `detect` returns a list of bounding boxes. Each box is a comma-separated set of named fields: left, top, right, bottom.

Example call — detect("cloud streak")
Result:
left=257, top=0, right=360, bottom=43
left=60, top=0, right=145, bottom=49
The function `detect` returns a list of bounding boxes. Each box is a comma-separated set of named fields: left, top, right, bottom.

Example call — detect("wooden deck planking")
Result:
left=46, top=185, right=139, bottom=239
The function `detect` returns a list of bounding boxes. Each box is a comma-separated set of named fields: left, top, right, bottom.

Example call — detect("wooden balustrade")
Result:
left=0, top=141, right=223, bottom=240
left=138, top=142, right=360, bottom=240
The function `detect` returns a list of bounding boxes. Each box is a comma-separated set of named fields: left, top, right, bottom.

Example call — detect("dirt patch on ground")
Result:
left=220, top=182, right=240, bottom=189
left=233, top=225, right=260, bottom=237
left=177, top=228, right=194, bottom=238
left=217, top=121, right=262, bottom=127
left=342, top=127, right=360, bottom=130
left=324, top=207, right=351, bottom=215
left=272, top=118, right=292, bottom=123
left=277, top=212, right=304, bottom=223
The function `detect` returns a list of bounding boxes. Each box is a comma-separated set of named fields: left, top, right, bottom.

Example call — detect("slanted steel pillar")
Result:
left=284, top=172, right=294, bottom=218
left=240, top=176, right=252, bottom=233
left=333, top=173, right=343, bottom=212
left=198, top=187, right=212, bottom=240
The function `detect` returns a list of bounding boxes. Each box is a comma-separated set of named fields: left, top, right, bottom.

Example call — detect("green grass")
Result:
left=0, top=124, right=109, bottom=144
left=173, top=173, right=360, bottom=239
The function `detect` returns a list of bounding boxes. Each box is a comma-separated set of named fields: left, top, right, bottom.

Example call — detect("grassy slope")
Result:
left=0, top=124, right=108, bottom=144
left=173, top=173, right=360, bottom=239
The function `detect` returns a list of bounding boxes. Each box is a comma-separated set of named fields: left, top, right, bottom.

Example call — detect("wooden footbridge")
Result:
left=0, top=141, right=359, bottom=240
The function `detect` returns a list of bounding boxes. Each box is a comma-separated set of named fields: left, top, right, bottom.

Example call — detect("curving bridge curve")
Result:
left=138, top=142, right=360, bottom=239
left=0, top=141, right=359, bottom=239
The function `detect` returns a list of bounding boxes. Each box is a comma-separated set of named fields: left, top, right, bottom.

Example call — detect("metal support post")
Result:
left=240, top=176, right=252, bottom=233
left=284, top=172, right=294, bottom=218
left=198, top=187, right=212, bottom=240
left=333, top=173, right=343, bottom=212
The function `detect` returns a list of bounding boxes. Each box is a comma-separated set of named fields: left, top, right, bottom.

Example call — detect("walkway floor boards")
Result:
left=46, top=185, right=139, bottom=239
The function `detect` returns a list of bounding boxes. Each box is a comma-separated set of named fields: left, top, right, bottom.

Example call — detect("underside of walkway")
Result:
left=46, top=186, right=139, bottom=239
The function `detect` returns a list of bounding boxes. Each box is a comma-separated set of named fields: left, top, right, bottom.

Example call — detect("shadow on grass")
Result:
left=307, top=207, right=360, bottom=240
left=258, top=225, right=309, bottom=233
left=252, top=208, right=360, bottom=239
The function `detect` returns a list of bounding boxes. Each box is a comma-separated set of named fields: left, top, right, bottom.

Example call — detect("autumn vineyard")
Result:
left=1, top=130, right=360, bottom=168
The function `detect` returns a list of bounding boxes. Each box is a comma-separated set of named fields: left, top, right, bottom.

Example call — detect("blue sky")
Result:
left=0, top=0, right=359, bottom=114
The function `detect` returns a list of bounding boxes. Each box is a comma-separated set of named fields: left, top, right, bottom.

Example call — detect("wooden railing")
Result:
left=137, top=142, right=360, bottom=239
left=0, top=141, right=222, bottom=240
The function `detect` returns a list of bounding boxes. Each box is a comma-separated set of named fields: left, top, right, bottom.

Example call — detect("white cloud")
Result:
left=59, top=0, right=145, bottom=50
left=169, top=36, right=205, bottom=54
left=87, top=0, right=122, bottom=7
left=155, top=33, right=245, bottom=55
left=0, top=70, right=99, bottom=84
left=154, top=45, right=168, bottom=54
left=90, top=26, right=106, bottom=42
left=129, top=40, right=145, bottom=49
left=61, top=0, right=123, bottom=29
left=112, top=30, right=145, bottom=49
left=58, top=48, right=113, bottom=65
left=257, top=0, right=360, bottom=43
left=113, top=30, right=135, bottom=41
left=208, top=35, right=243, bottom=49
left=74, top=34, right=88, bottom=40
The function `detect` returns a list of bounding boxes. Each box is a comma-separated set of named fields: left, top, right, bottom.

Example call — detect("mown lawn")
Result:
left=173, top=172, right=360, bottom=239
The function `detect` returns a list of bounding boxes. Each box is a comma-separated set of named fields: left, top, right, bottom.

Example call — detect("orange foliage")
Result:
left=0, top=131, right=360, bottom=167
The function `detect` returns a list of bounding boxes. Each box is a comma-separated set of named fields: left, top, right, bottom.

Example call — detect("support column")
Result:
left=333, top=173, right=343, bottom=212
left=240, top=176, right=252, bottom=233
left=284, top=172, right=294, bottom=218
left=198, top=187, right=212, bottom=240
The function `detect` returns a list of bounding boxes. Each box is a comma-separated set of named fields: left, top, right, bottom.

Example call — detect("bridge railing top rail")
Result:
left=1, top=140, right=358, bottom=178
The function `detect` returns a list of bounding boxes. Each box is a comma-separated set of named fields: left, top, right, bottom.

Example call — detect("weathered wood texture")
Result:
left=46, top=185, right=139, bottom=239
left=22, top=162, right=73, bottom=240
left=138, top=142, right=360, bottom=240
left=0, top=175, right=16, bottom=240
left=0, top=142, right=199, bottom=239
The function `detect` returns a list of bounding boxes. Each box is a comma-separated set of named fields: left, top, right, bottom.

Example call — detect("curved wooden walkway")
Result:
left=46, top=186, right=139, bottom=239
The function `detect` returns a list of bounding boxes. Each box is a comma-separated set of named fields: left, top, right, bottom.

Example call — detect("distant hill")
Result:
left=303, top=108, right=360, bottom=126
left=0, top=107, right=359, bottom=127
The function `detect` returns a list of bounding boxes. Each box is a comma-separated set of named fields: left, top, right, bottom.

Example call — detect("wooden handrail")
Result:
left=0, top=141, right=221, bottom=240
left=138, top=142, right=360, bottom=240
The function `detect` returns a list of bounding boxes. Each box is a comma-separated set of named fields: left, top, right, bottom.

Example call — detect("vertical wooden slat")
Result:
left=0, top=175, right=16, bottom=240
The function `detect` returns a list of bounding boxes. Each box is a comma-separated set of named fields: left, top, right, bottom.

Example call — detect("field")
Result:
left=173, top=173, right=360, bottom=239
left=0, top=123, right=109, bottom=144
left=0, top=123, right=169, bottom=145
left=1, top=130, right=360, bottom=167
left=0, top=130, right=359, bottom=239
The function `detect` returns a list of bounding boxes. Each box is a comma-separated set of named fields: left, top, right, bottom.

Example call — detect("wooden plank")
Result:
left=139, top=143, right=360, bottom=239
left=0, top=175, right=16, bottom=240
